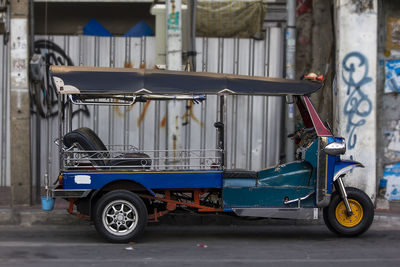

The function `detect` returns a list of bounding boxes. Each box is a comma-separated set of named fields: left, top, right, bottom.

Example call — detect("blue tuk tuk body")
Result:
left=47, top=66, right=374, bottom=243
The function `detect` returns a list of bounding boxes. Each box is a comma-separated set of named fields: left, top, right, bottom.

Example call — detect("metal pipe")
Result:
left=124, top=37, right=131, bottom=148
left=1, top=29, right=9, bottom=186
left=154, top=101, right=160, bottom=168
left=58, top=95, right=63, bottom=171
left=261, top=33, right=269, bottom=168
left=218, top=38, right=224, bottom=73
left=46, top=105, right=52, bottom=187
left=187, top=0, right=197, bottom=71
left=232, top=38, right=239, bottom=169
left=68, top=100, right=72, bottom=133
left=35, top=106, right=41, bottom=203
left=139, top=37, right=146, bottom=150
left=93, top=36, right=99, bottom=134
left=284, top=191, right=314, bottom=205
left=335, top=176, right=353, bottom=216
left=220, top=95, right=226, bottom=168
left=285, top=0, right=296, bottom=162
left=200, top=37, right=207, bottom=166
left=78, top=35, right=84, bottom=128
left=108, top=37, right=115, bottom=146
left=29, top=0, right=34, bottom=56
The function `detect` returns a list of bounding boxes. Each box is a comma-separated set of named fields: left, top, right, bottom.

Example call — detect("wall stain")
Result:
left=182, top=101, right=204, bottom=127
left=160, top=115, right=167, bottom=128
left=137, top=100, right=151, bottom=127
left=114, top=101, right=135, bottom=117
left=342, top=51, right=373, bottom=150
left=351, top=0, right=373, bottom=14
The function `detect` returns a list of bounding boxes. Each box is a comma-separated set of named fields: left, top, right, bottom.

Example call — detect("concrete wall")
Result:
left=377, top=0, right=400, bottom=167
left=295, top=1, right=334, bottom=124
left=334, top=0, right=377, bottom=200
left=376, top=0, right=400, bottom=204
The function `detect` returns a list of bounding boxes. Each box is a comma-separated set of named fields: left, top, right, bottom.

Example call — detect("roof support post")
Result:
left=285, top=0, right=296, bottom=163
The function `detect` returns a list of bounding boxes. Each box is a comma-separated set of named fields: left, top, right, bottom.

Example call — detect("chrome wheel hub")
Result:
left=102, top=200, right=138, bottom=236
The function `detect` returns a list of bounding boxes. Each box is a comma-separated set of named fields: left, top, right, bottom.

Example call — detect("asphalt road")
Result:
left=0, top=222, right=399, bottom=267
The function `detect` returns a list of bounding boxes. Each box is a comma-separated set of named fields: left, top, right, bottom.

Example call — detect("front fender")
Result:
left=333, top=160, right=364, bottom=181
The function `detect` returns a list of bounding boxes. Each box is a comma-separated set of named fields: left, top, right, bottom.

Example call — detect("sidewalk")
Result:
left=1, top=204, right=399, bottom=228
left=1, top=187, right=399, bottom=227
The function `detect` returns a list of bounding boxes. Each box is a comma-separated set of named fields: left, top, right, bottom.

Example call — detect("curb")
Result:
left=1, top=208, right=399, bottom=227
left=373, top=213, right=400, bottom=228
left=0, top=209, right=88, bottom=226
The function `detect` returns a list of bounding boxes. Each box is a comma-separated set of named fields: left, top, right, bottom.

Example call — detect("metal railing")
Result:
left=63, top=147, right=222, bottom=171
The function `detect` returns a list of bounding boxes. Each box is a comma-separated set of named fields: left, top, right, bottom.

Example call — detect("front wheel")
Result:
left=94, top=190, right=148, bottom=243
left=323, top=187, right=374, bottom=237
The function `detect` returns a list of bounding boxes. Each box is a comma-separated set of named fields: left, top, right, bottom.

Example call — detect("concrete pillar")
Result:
left=166, top=0, right=182, bottom=71
left=10, top=0, right=31, bottom=206
left=334, top=0, right=377, bottom=200
left=150, top=3, right=187, bottom=66
left=165, top=0, right=183, bottom=154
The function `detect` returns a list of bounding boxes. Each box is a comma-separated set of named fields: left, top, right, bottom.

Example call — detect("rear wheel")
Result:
left=94, top=190, right=148, bottom=243
left=323, top=187, right=374, bottom=237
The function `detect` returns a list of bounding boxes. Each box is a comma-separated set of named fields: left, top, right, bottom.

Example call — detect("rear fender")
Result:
left=333, top=160, right=364, bottom=182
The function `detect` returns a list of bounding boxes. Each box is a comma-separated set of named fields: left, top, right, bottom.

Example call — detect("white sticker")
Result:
left=313, top=208, right=319, bottom=220
left=288, top=104, right=294, bottom=119
left=74, top=175, right=91, bottom=184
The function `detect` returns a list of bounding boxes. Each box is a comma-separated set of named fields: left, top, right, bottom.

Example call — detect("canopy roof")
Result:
left=50, top=66, right=322, bottom=96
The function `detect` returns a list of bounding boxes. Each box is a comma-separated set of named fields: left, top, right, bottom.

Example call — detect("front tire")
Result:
left=94, top=190, right=148, bottom=243
left=323, top=187, right=374, bottom=237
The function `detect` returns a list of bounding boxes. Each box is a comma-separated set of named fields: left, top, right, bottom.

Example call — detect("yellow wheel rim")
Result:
left=335, top=199, right=363, bottom=227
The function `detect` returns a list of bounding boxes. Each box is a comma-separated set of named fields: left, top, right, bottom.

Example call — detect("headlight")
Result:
left=323, top=138, right=346, bottom=156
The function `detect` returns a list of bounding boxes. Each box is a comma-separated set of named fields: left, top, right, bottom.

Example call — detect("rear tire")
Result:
left=94, top=190, right=148, bottom=243
left=323, top=187, right=374, bottom=237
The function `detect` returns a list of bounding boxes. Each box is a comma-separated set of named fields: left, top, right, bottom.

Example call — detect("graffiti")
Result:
left=342, top=52, right=373, bottom=149
left=167, top=1, right=180, bottom=31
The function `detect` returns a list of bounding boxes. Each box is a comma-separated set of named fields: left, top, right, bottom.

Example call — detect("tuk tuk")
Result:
left=45, top=65, right=374, bottom=243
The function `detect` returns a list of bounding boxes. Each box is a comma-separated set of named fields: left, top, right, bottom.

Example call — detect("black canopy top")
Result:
left=50, top=66, right=322, bottom=96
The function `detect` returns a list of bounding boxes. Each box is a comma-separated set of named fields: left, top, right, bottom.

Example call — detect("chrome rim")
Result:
left=102, top=200, right=138, bottom=236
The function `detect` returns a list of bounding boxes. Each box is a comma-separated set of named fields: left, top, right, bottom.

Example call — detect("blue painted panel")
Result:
left=326, top=155, right=336, bottom=194
left=223, top=186, right=315, bottom=208
left=304, top=139, right=318, bottom=168
left=327, top=136, right=345, bottom=144
left=62, top=170, right=223, bottom=190
left=333, top=160, right=363, bottom=176
left=223, top=178, right=257, bottom=187
left=257, top=161, right=313, bottom=187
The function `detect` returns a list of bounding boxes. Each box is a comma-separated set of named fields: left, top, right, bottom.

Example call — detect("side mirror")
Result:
left=323, top=139, right=346, bottom=156
left=285, top=95, right=294, bottom=104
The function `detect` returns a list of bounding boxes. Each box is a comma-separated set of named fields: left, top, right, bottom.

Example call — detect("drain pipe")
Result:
left=285, top=0, right=296, bottom=162
left=187, top=0, right=196, bottom=71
